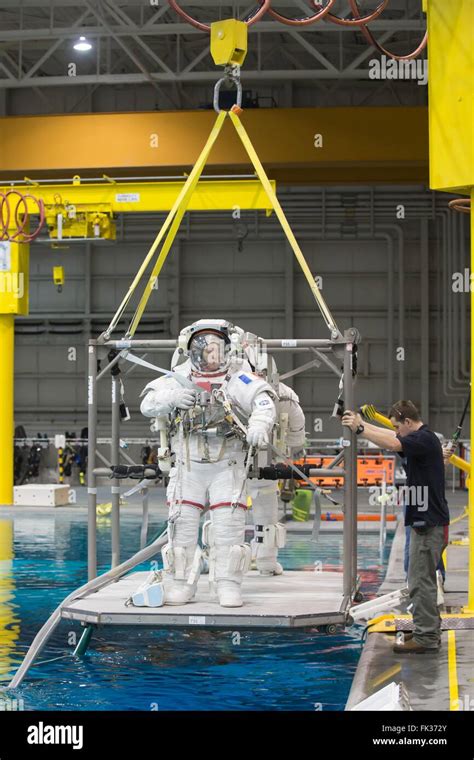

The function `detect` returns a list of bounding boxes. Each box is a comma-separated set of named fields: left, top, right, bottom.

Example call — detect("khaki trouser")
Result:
left=408, top=525, right=447, bottom=648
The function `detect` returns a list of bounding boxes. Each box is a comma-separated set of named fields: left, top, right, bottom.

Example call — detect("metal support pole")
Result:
left=342, top=329, right=358, bottom=602
left=87, top=341, right=98, bottom=580
left=73, top=624, right=94, bottom=657
left=140, top=487, right=149, bottom=550
left=111, top=375, right=121, bottom=568
left=379, top=481, right=387, bottom=560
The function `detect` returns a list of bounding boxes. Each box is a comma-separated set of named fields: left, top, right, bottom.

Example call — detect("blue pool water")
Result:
left=0, top=512, right=392, bottom=711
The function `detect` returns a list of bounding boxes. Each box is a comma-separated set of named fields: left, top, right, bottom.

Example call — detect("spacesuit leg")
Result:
left=162, top=464, right=205, bottom=605
left=205, top=458, right=251, bottom=607
left=249, top=480, right=286, bottom=576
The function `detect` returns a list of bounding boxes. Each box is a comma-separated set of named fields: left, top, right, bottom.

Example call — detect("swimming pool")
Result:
left=0, top=512, right=392, bottom=711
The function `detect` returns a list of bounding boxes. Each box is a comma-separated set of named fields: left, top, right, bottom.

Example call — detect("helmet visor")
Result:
left=189, top=332, right=228, bottom=372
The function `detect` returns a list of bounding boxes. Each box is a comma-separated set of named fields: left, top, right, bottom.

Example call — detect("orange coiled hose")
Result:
left=0, top=190, right=45, bottom=243
left=167, top=0, right=426, bottom=61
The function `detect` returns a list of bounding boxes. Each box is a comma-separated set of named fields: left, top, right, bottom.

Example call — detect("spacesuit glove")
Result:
left=246, top=423, right=269, bottom=448
left=170, top=388, right=197, bottom=410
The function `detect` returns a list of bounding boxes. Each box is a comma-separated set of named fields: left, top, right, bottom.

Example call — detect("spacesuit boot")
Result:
left=251, top=482, right=286, bottom=576
left=162, top=543, right=202, bottom=604
left=215, top=544, right=252, bottom=607
left=204, top=508, right=252, bottom=608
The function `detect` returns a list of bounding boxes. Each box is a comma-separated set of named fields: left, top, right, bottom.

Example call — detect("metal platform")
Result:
left=61, top=570, right=348, bottom=629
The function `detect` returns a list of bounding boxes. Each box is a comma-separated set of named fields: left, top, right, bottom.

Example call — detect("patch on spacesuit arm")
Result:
left=238, top=374, right=253, bottom=384
left=255, top=396, right=272, bottom=407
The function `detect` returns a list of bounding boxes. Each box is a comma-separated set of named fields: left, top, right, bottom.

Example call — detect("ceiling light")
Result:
left=74, top=36, right=92, bottom=52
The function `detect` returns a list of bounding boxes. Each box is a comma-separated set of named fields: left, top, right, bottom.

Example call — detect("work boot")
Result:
left=393, top=638, right=439, bottom=654
left=217, top=579, right=243, bottom=607
left=399, top=632, right=441, bottom=646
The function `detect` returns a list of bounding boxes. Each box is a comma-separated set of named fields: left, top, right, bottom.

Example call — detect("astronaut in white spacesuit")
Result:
left=140, top=319, right=278, bottom=608
left=242, top=341, right=306, bottom=576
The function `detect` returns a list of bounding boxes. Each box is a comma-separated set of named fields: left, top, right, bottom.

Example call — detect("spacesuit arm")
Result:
left=225, top=371, right=277, bottom=447
left=140, top=376, right=191, bottom=418
left=278, top=383, right=306, bottom=453
left=246, top=392, right=277, bottom=446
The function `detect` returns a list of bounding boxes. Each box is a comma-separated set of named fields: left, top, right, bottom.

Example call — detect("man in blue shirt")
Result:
left=342, top=400, right=449, bottom=654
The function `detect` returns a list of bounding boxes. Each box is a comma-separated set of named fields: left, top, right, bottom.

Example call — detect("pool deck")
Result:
left=346, top=490, right=473, bottom=711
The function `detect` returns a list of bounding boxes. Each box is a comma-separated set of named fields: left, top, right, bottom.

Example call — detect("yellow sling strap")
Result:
left=227, top=108, right=340, bottom=337
left=104, top=109, right=227, bottom=339
left=104, top=106, right=340, bottom=341
left=126, top=109, right=229, bottom=338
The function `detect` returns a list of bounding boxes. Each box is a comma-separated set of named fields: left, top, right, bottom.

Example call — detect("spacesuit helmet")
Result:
left=181, top=319, right=233, bottom=374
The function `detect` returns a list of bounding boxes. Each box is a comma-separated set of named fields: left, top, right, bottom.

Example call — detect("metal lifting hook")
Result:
left=213, top=65, right=243, bottom=114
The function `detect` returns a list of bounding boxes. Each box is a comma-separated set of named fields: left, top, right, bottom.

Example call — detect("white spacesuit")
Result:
left=140, top=319, right=277, bottom=608
left=242, top=344, right=306, bottom=575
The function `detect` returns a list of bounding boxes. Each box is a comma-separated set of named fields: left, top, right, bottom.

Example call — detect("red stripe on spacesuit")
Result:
left=166, top=499, right=205, bottom=510
left=210, top=501, right=247, bottom=510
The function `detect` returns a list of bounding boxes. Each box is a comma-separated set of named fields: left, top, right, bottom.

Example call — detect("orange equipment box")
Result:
left=294, top=455, right=395, bottom=488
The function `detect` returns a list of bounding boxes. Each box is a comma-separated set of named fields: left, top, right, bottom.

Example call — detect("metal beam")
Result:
left=0, top=69, right=385, bottom=88
left=288, top=29, right=339, bottom=73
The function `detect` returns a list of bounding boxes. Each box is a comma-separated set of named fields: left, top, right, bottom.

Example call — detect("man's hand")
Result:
left=341, top=410, right=362, bottom=432
left=442, top=443, right=454, bottom=464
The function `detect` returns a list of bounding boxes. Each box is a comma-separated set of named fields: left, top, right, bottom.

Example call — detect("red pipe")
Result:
left=167, top=0, right=272, bottom=33
left=348, top=0, right=427, bottom=60
left=0, top=190, right=45, bottom=243
left=320, top=0, right=390, bottom=27
left=267, top=0, right=336, bottom=27
left=167, top=1, right=427, bottom=60
left=321, top=513, right=397, bottom=521
left=449, top=199, right=471, bottom=215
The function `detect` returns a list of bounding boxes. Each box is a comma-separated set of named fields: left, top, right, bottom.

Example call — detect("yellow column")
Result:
left=424, top=0, right=474, bottom=612
left=0, top=316, right=14, bottom=505
left=469, top=188, right=474, bottom=612
left=0, top=238, right=29, bottom=505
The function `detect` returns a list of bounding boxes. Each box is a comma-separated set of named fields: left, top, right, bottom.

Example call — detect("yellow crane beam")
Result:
left=0, top=177, right=275, bottom=504
left=0, top=178, right=275, bottom=215
left=0, top=107, right=429, bottom=185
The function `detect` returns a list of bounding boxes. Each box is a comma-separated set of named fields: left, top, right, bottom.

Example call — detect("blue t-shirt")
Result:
left=396, top=424, right=450, bottom=528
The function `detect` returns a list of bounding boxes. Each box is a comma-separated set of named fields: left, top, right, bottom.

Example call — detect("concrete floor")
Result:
left=346, top=490, right=473, bottom=711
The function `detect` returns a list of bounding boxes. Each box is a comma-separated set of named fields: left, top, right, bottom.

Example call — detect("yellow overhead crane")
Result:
left=0, top=176, right=274, bottom=506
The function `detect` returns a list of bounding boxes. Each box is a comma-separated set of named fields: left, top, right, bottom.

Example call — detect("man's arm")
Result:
left=341, top=411, right=403, bottom=452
